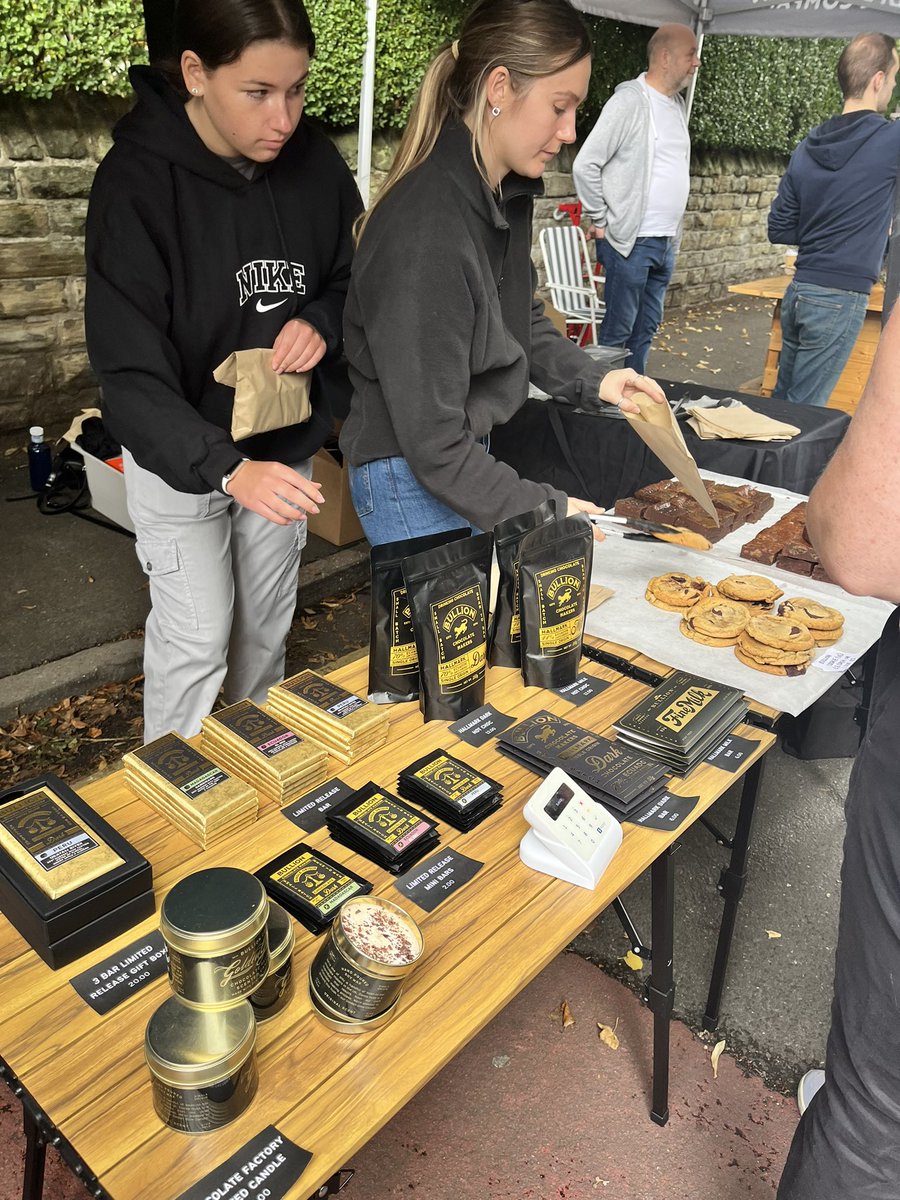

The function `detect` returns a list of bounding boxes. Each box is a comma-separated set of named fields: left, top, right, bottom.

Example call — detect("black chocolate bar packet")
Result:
left=326, top=783, right=440, bottom=874
left=488, top=499, right=560, bottom=669
left=518, top=515, right=594, bottom=690
left=255, top=843, right=372, bottom=934
left=368, top=528, right=470, bottom=704
left=402, top=532, right=494, bottom=723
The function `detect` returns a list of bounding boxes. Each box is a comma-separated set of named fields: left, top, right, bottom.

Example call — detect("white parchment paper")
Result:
left=585, top=471, right=893, bottom=716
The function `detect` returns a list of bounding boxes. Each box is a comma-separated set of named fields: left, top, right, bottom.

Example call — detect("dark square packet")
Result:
left=326, top=783, right=440, bottom=874
left=255, top=842, right=372, bottom=934
left=397, top=748, right=503, bottom=832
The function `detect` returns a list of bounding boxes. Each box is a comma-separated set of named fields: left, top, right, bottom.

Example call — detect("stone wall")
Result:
left=0, top=95, right=788, bottom=436
left=531, top=146, right=787, bottom=309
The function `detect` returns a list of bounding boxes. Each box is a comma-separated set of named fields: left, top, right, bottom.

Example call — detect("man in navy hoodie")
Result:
left=768, top=33, right=900, bottom=407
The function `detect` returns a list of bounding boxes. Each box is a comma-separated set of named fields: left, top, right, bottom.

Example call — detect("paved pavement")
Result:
left=1, top=293, right=855, bottom=1198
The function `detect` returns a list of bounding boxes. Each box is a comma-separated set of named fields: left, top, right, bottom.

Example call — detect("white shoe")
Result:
left=797, top=1068, right=825, bottom=1115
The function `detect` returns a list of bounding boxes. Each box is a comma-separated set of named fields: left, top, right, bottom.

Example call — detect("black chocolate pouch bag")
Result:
left=519, top=514, right=594, bottom=690
left=368, top=528, right=470, bottom=704
left=402, top=532, right=494, bottom=723
left=488, top=499, right=561, bottom=669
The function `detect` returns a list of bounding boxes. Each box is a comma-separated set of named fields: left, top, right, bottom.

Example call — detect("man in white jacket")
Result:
left=573, top=24, right=700, bottom=371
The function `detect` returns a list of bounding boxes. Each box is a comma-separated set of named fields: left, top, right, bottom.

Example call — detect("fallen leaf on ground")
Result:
left=711, top=1039, right=726, bottom=1078
left=560, top=1000, right=575, bottom=1028
left=765, top=929, right=782, bottom=939
left=622, top=950, right=643, bottom=971
left=597, top=1019, right=620, bottom=1050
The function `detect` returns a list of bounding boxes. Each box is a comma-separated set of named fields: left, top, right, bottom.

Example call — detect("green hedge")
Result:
left=0, top=0, right=848, bottom=154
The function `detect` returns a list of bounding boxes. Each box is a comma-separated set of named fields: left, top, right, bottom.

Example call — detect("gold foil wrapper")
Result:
left=0, top=787, right=124, bottom=900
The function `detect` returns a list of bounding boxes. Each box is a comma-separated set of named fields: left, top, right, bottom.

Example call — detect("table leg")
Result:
left=702, top=753, right=768, bottom=1032
left=22, top=1106, right=46, bottom=1200
left=646, top=843, right=677, bottom=1127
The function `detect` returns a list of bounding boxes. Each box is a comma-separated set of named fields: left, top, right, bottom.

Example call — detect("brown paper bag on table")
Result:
left=620, top=391, right=719, bottom=523
left=686, top=403, right=800, bottom=442
left=214, top=348, right=311, bottom=441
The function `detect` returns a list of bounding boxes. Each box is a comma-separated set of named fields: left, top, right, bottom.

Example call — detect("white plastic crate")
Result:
left=70, top=442, right=135, bottom=534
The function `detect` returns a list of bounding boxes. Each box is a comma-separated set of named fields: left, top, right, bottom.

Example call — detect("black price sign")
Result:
left=282, top=777, right=353, bottom=833
left=175, top=1126, right=312, bottom=1200
left=70, top=929, right=168, bottom=1015
left=449, top=705, right=514, bottom=747
left=394, top=849, right=484, bottom=913
left=626, top=792, right=700, bottom=832
left=552, top=673, right=612, bottom=706
left=705, top=734, right=759, bottom=773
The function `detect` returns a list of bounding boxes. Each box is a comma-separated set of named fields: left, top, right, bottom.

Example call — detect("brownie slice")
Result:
left=634, top=479, right=683, bottom=504
left=781, top=531, right=819, bottom=564
left=741, top=528, right=783, bottom=564
left=775, top=555, right=814, bottom=576
left=614, top=496, right=647, bottom=519
left=811, top=564, right=836, bottom=585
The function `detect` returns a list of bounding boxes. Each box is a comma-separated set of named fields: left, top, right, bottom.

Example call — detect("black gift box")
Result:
left=0, top=773, right=154, bottom=970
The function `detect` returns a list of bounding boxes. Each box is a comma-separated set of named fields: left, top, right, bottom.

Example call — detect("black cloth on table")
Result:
left=491, top=379, right=849, bottom=509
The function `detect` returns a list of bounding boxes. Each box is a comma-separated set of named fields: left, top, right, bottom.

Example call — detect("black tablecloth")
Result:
left=491, top=380, right=849, bottom=509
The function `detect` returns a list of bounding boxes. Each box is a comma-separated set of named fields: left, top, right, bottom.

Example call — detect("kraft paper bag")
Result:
left=686, top=402, right=800, bottom=442
left=214, top=348, right=311, bottom=442
left=621, top=392, right=719, bottom=523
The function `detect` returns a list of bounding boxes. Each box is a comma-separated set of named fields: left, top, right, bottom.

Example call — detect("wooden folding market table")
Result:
left=0, top=644, right=776, bottom=1200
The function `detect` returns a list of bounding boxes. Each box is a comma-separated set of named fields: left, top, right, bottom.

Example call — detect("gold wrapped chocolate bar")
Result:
left=201, top=699, right=329, bottom=808
left=123, top=733, right=257, bottom=849
left=267, top=670, right=389, bottom=764
left=0, top=786, right=124, bottom=901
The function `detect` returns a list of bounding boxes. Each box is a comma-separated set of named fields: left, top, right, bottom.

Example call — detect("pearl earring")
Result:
left=491, top=106, right=501, bottom=117
left=191, top=88, right=200, bottom=96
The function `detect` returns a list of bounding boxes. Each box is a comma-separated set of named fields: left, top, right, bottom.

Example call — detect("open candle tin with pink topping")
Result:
left=308, top=895, right=423, bottom=1033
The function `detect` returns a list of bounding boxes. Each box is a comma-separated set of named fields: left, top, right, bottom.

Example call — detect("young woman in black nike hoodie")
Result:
left=85, top=0, right=362, bottom=741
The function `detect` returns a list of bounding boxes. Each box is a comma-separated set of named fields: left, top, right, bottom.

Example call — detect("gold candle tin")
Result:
left=145, top=995, right=258, bottom=1134
left=308, top=895, right=423, bottom=1033
left=249, top=901, right=295, bottom=1023
left=160, top=867, right=269, bottom=1010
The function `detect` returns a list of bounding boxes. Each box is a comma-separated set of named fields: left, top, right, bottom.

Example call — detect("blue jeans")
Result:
left=348, top=457, right=471, bottom=547
left=597, top=235, right=676, bottom=372
left=773, top=280, right=868, bottom=407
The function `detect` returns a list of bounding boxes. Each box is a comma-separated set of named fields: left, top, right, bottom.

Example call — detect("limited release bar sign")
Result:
left=176, top=1126, right=312, bottom=1200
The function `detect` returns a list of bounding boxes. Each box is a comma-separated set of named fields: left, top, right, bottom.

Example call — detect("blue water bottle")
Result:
left=28, top=425, right=52, bottom=492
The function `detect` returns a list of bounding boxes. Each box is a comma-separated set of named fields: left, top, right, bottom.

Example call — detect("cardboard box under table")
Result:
left=0, top=653, right=775, bottom=1200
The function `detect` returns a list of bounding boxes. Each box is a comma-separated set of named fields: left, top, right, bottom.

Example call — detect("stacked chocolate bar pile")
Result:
left=615, top=479, right=773, bottom=544
left=740, top=502, right=834, bottom=583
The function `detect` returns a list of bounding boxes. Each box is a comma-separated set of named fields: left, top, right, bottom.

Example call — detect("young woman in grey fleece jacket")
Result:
left=340, top=0, right=667, bottom=545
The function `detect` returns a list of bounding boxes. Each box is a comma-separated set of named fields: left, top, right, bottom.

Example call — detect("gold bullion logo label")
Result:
left=390, top=586, right=418, bottom=675
left=431, top=586, right=486, bottom=694
left=534, top=558, right=587, bottom=656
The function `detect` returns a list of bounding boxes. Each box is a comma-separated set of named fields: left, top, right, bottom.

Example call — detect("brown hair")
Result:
left=837, top=32, right=896, bottom=100
left=356, top=0, right=591, bottom=241
left=160, top=0, right=315, bottom=95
